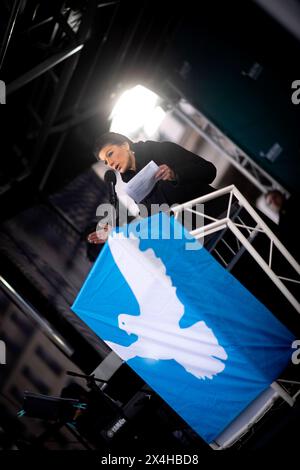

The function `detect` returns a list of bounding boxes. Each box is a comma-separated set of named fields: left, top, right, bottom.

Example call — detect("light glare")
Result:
left=110, top=85, right=160, bottom=136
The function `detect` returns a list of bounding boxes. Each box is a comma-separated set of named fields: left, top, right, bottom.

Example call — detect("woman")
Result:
left=88, top=132, right=217, bottom=245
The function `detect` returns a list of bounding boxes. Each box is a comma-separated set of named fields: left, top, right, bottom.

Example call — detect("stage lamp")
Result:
left=109, top=85, right=166, bottom=137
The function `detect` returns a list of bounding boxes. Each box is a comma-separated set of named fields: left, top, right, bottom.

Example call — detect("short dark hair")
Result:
left=93, top=132, right=133, bottom=159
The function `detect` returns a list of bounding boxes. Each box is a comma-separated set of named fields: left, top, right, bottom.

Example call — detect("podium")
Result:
left=72, top=186, right=300, bottom=447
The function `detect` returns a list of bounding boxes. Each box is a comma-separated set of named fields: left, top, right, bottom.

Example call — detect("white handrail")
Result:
left=172, top=185, right=300, bottom=313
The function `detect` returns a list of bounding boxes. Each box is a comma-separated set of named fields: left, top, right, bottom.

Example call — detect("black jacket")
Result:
left=121, top=140, right=217, bottom=209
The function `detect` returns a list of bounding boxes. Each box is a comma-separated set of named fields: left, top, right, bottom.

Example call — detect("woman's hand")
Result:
left=155, top=164, right=176, bottom=182
left=87, top=224, right=111, bottom=244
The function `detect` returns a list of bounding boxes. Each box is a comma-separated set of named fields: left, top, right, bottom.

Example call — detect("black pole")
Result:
left=7, top=43, right=84, bottom=95
left=0, top=0, right=23, bottom=72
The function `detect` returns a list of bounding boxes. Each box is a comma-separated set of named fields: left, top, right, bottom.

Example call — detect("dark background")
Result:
left=0, top=0, right=299, bottom=452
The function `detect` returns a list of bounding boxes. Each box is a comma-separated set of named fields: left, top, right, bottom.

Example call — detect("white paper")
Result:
left=124, top=160, right=159, bottom=203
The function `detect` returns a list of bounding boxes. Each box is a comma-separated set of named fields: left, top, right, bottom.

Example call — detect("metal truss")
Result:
left=1, top=0, right=114, bottom=195
left=172, top=185, right=299, bottom=313
left=162, top=80, right=290, bottom=198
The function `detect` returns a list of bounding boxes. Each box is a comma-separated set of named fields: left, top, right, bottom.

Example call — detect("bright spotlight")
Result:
left=109, top=85, right=164, bottom=137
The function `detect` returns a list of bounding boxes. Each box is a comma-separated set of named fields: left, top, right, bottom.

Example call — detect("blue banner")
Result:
left=72, top=213, right=294, bottom=443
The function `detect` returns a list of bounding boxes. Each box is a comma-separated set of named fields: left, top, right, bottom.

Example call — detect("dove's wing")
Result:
left=172, top=321, right=227, bottom=379
left=105, top=340, right=137, bottom=362
left=108, top=234, right=184, bottom=323
left=183, top=356, right=226, bottom=380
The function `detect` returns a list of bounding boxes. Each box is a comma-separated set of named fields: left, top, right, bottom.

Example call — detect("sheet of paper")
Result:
left=124, top=160, right=159, bottom=203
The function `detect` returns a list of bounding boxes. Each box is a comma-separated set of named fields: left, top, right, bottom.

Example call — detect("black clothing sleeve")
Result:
left=124, top=140, right=218, bottom=208
left=140, top=141, right=217, bottom=186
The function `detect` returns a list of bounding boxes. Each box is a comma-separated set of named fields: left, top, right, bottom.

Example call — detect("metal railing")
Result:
left=172, top=185, right=300, bottom=313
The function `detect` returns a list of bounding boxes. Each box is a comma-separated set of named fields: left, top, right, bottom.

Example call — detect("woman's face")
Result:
left=98, top=142, right=133, bottom=173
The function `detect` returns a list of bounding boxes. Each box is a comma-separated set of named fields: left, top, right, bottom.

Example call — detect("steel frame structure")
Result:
left=1, top=0, right=117, bottom=194
left=172, top=184, right=299, bottom=312
left=162, top=80, right=290, bottom=198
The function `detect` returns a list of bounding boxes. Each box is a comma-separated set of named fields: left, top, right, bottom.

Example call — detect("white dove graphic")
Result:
left=106, top=233, right=227, bottom=379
